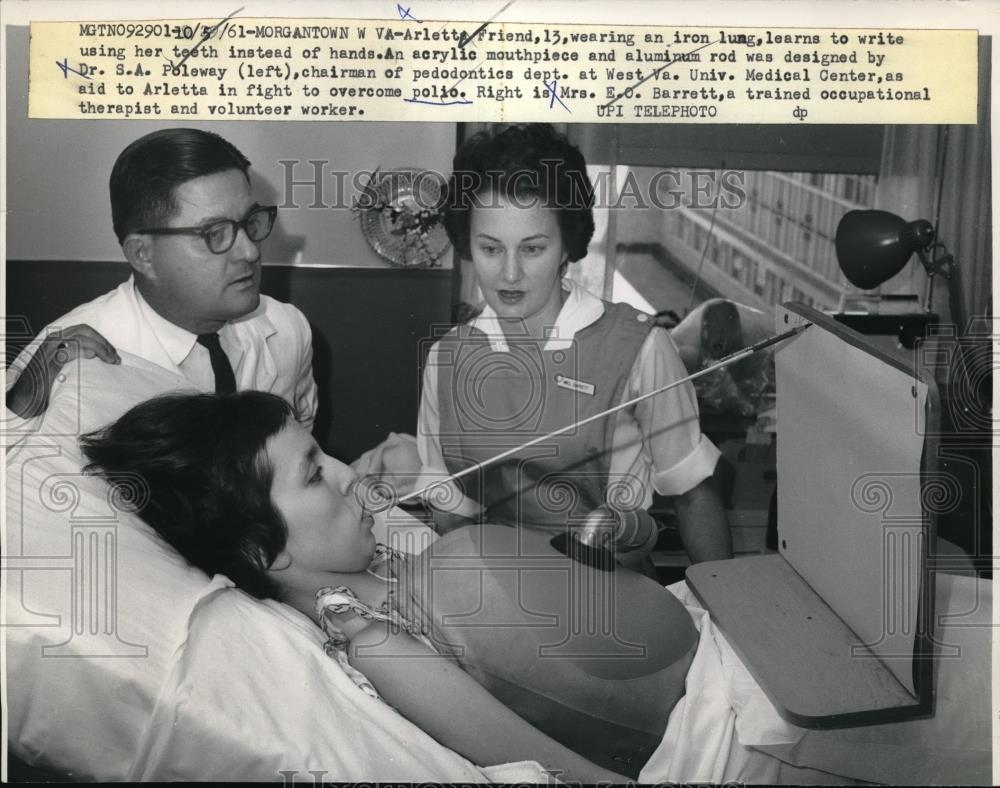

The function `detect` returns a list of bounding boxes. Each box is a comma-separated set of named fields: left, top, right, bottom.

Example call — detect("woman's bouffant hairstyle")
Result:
left=443, top=124, right=595, bottom=263
left=80, top=391, right=296, bottom=599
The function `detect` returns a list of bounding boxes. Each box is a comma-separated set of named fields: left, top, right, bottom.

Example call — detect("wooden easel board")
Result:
left=686, top=555, right=917, bottom=725
left=686, top=305, right=937, bottom=728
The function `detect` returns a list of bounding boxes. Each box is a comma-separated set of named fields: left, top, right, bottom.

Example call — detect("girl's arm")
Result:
left=350, top=622, right=629, bottom=784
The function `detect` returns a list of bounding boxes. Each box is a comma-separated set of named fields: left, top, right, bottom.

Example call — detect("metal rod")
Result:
left=395, top=322, right=811, bottom=506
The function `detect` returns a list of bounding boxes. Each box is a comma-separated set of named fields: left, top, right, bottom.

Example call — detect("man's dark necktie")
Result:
left=196, top=333, right=237, bottom=394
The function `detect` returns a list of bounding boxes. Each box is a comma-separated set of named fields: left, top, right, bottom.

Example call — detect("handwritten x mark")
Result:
left=544, top=79, right=571, bottom=112
left=397, top=4, right=422, bottom=23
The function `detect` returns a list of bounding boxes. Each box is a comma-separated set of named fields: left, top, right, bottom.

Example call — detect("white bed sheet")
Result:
left=650, top=574, right=992, bottom=785
left=642, top=582, right=794, bottom=783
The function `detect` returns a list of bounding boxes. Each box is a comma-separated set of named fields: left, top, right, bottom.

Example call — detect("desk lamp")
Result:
left=834, top=208, right=983, bottom=403
left=835, top=209, right=965, bottom=335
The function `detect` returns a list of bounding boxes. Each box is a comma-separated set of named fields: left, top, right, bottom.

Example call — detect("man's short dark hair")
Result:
left=80, top=390, right=294, bottom=599
left=110, top=128, right=252, bottom=243
left=443, top=123, right=595, bottom=263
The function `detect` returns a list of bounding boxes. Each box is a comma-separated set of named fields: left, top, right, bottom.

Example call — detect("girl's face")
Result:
left=470, top=194, right=569, bottom=336
left=266, top=420, right=376, bottom=574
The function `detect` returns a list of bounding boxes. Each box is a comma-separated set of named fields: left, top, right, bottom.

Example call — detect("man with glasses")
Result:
left=6, top=128, right=317, bottom=430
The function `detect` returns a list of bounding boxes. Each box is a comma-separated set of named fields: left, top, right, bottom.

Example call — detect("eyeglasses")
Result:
left=136, top=205, right=278, bottom=254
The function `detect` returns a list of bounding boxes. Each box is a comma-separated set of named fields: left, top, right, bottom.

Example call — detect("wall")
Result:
left=5, top=26, right=457, bottom=266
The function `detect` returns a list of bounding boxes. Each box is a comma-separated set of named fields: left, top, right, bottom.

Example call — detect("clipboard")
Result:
left=686, top=303, right=938, bottom=728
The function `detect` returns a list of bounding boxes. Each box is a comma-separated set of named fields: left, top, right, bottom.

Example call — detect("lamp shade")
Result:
left=835, top=209, right=935, bottom=290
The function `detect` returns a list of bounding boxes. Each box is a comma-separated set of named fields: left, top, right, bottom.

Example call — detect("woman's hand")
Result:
left=351, top=432, right=422, bottom=500
left=7, top=325, right=120, bottom=418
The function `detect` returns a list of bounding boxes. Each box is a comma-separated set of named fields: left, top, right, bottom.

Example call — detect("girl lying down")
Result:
left=80, top=391, right=698, bottom=782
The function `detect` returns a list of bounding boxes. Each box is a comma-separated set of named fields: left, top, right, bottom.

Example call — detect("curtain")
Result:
left=936, top=36, right=992, bottom=329
left=875, top=37, right=991, bottom=330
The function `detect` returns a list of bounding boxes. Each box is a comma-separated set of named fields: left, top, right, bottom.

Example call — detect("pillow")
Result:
left=5, top=353, right=500, bottom=781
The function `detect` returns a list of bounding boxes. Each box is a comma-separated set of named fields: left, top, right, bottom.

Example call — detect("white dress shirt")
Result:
left=5, top=275, right=317, bottom=438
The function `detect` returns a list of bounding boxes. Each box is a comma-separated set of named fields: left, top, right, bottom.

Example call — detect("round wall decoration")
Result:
left=354, top=168, right=451, bottom=268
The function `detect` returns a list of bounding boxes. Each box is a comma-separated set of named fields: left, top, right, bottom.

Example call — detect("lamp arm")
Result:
left=917, top=243, right=965, bottom=334
left=920, top=243, right=979, bottom=409
left=943, top=256, right=967, bottom=337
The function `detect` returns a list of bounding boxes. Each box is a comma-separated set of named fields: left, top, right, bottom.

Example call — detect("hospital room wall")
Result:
left=4, top=26, right=458, bottom=266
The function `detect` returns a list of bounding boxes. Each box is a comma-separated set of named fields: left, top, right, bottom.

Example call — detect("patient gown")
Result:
left=315, top=524, right=697, bottom=778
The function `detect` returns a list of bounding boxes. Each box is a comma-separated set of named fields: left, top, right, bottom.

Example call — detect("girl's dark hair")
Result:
left=80, top=391, right=295, bottom=599
left=443, top=123, right=595, bottom=263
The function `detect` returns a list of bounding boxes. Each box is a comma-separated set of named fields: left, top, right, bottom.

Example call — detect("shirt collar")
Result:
left=132, top=282, right=201, bottom=367
left=130, top=277, right=276, bottom=368
left=469, top=278, right=605, bottom=352
left=226, top=297, right=277, bottom=369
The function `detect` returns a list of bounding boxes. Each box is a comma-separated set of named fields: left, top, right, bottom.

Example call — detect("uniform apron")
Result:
left=437, top=301, right=653, bottom=532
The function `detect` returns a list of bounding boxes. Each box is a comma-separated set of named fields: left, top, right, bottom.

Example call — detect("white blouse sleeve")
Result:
left=629, top=328, right=721, bottom=497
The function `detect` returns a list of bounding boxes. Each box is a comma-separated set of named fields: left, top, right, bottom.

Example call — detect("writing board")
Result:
left=687, top=304, right=937, bottom=727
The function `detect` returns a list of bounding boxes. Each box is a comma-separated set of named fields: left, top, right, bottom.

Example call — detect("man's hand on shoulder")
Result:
left=6, top=324, right=120, bottom=418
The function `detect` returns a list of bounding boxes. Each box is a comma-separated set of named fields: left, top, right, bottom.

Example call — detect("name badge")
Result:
left=555, top=374, right=596, bottom=396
